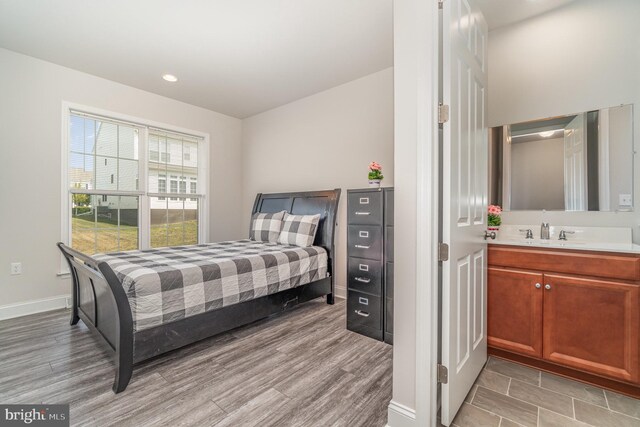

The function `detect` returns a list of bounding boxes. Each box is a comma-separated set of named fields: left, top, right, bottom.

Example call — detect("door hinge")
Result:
left=438, top=0, right=444, bottom=10
left=438, top=242, right=449, bottom=262
left=437, top=364, right=449, bottom=384
left=438, top=103, right=449, bottom=124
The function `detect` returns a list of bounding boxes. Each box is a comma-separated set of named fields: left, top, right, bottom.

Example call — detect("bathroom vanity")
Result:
left=488, top=226, right=640, bottom=397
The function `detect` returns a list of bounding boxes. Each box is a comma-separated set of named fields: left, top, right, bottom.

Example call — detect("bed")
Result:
left=57, top=189, right=340, bottom=393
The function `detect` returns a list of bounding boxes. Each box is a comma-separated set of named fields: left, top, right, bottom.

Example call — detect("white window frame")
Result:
left=60, top=102, right=210, bottom=272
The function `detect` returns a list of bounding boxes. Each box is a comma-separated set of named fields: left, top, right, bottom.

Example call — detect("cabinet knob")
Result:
left=535, top=283, right=541, bottom=289
left=545, top=284, right=551, bottom=290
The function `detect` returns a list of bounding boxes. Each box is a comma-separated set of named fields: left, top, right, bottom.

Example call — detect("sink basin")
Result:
left=494, top=237, right=585, bottom=246
left=490, top=225, right=640, bottom=254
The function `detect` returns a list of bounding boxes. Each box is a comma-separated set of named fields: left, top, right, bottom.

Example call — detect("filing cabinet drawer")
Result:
left=347, top=290, right=382, bottom=331
left=348, top=225, right=383, bottom=260
left=348, top=191, right=383, bottom=225
left=347, top=257, right=382, bottom=295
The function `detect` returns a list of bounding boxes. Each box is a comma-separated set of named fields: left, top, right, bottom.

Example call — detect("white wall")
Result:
left=510, top=137, right=564, bottom=210
left=0, top=48, right=244, bottom=310
left=488, top=0, right=640, bottom=239
left=241, top=67, right=394, bottom=298
left=387, top=0, right=441, bottom=424
left=607, top=105, right=634, bottom=210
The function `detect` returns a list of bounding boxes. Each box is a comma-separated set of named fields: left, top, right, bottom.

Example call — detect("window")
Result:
left=190, top=181, right=197, bottom=201
left=148, top=130, right=201, bottom=248
left=169, top=177, right=178, bottom=201
left=66, top=110, right=206, bottom=255
left=158, top=176, right=166, bottom=201
left=69, top=114, right=140, bottom=254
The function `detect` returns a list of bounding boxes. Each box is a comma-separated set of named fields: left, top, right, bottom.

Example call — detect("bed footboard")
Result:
left=57, top=243, right=134, bottom=393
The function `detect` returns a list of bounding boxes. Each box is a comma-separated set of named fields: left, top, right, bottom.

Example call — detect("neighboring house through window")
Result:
left=66, top=109, right=207, bottom=255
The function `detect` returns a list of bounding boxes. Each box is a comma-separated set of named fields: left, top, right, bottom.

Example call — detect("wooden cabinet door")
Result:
left=543, top=274, right=640, bottom=383
left=488, top=267, right=543, bottom=357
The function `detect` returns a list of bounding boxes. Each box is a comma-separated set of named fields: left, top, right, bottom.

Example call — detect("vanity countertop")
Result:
left=489, top=239, right=640, bottom=255
left=490, top=225, right=640, bottom=254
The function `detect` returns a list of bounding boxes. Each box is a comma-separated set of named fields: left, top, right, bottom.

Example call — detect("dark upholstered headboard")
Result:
left=251, top=189, right=341, bottom=273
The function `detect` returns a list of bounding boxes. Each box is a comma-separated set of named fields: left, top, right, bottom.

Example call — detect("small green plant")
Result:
left=488, top=205, right=502, bottom=227
left=368, top=161, right=383, bottom=180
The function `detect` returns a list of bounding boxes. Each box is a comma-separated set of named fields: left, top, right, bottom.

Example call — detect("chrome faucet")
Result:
left=519, top=228, right=534, bottom=239
left=558, top=230, right=575, bottom=241
left=541, top=222, right=550, bottom=239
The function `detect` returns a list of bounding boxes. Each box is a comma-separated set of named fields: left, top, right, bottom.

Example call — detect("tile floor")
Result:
left=451, top=357, right=640, bottom=427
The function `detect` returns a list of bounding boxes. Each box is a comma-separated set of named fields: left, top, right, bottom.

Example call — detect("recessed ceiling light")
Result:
left=162, top=74, right=178, bottom=82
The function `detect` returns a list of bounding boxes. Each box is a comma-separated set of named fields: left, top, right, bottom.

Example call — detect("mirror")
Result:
left=490, top=104, right=634, bottom=212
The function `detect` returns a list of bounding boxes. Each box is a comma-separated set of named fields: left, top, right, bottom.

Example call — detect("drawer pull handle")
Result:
left=359, top=197, right=370, bottom=204
left=545, top=284, right=551, bottom=290
left=355, top=310, right=370, bottom=317
left=355, top=211, right=370, bottom=216
left=535, top=283, right=541, bottom=289
left=359, top=264, right=369, bottom=271
left=355, top=245, right=370, bottom=249
left=355, top=277, right=371, bottom=283
left=359, top=231, right=369, bottom=238
left=359, top=297, right=369, bottom=305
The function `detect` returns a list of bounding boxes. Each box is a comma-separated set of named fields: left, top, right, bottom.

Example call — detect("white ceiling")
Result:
left=0, top=1, right=578, bottom=117
left=0, top=0, right=393, bottom=118
left=478, top=0, right=576, bottom=30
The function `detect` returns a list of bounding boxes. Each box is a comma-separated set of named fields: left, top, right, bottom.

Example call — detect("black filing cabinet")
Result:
left=346, top=188, right=394, bottom=344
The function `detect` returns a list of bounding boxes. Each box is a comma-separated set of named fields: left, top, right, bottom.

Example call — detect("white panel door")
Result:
left=441, top=0, right=489, bottom=424
left=564, top=113, right=588, bottom=211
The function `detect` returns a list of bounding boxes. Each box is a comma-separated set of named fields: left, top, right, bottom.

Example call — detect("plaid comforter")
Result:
left=94, top=240, right=328, bottom=331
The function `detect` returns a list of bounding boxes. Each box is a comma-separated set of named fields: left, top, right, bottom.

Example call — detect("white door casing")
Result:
left=441, top=0, right=489, bottom=424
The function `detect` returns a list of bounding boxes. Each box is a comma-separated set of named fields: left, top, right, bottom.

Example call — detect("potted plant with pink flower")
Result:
left=488, top=205, right=502, bottom=231
left=368, top=161, right=384, bottom=188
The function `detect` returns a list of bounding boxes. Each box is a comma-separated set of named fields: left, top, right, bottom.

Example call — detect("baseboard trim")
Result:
left=387, top=400, right=417, bottom=427
left=0, top=295, right=71, bottom=321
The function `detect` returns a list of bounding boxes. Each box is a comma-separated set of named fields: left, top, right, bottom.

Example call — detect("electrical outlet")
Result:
left=619, top=194, right=633, bottom=207
left=10, top=262, right=22, bottom=275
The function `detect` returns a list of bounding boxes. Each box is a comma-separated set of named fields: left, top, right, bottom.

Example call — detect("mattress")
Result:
left=94, top=240, right=328, bottom=331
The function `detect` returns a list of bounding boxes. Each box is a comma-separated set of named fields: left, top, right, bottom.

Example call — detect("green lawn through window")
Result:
left=71, top=217, right=198, bottom=254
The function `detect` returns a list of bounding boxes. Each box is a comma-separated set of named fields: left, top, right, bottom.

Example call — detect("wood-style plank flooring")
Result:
left=0, top=298, right=392, bottom=427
